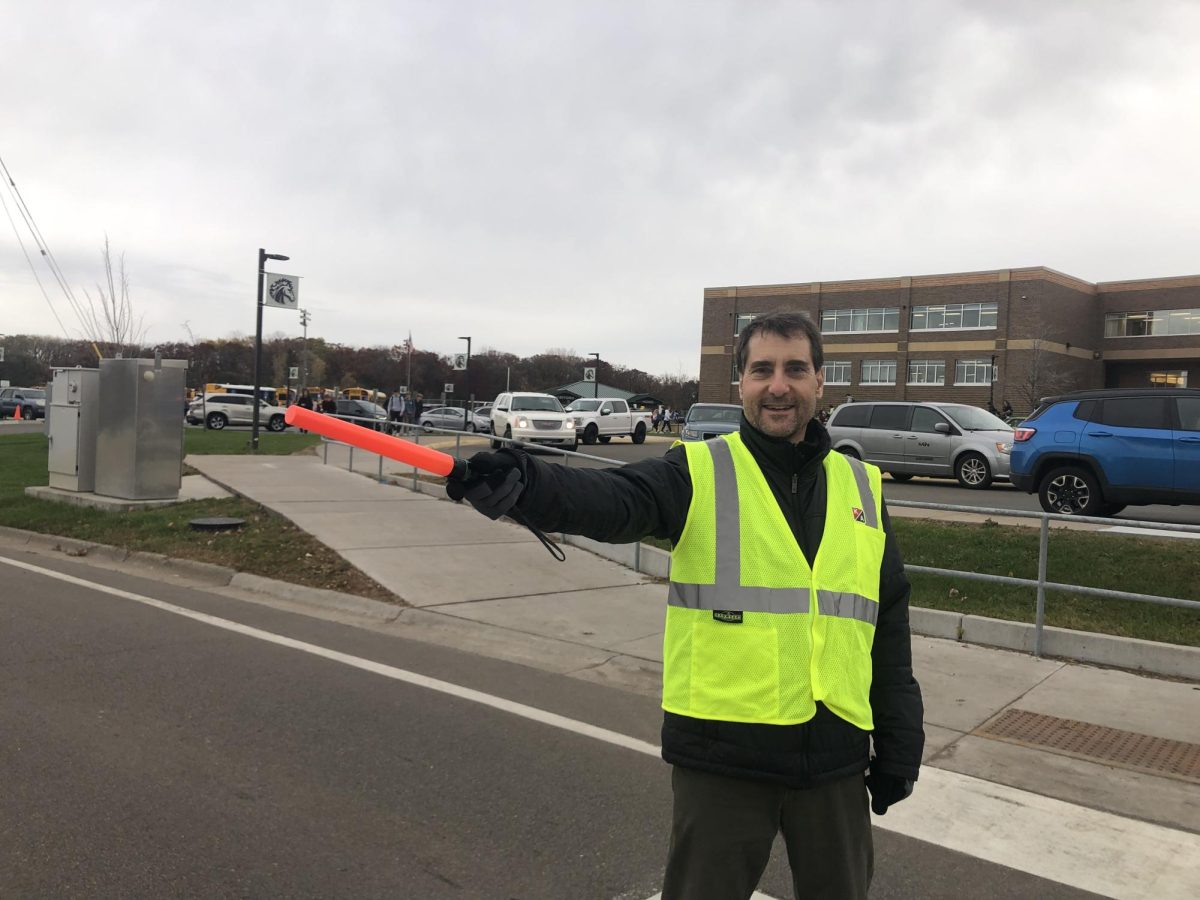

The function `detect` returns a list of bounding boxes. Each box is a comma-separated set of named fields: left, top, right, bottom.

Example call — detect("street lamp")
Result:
left=252, top=248, right=290, bottom=451
left=589, top=352, right=601, bottom=399
left=458, top=335, right=471, bottom=431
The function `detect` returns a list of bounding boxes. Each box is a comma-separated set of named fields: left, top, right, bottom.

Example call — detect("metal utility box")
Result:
left=47, top=368, right=100, bottom=492
left=94, top=357, right=188, bottom=500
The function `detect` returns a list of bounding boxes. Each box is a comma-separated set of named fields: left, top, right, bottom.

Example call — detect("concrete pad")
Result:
left=610, top=631, right=666, bottom=663
left=931, top=733, right=1200, bottom=834
left=911, top=636, right=1063, bottom=733
left=1014, top=664, right=1200, bottom=744
left=187, top=456, right=391, bottom=503
left=384, top=608, right=616, bottom=676
left=921, top=723, right=966, bottom=763
left=272, top=500, right=530, bottom=551
left=343, top=541, right=648, bottom=607
left=427, top=583, right=666, bottom=650
left=179, top=473, right=231, bottom=501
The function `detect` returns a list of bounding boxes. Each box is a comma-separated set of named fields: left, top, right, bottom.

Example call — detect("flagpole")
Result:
left=406, top=332, right=413, bottom=398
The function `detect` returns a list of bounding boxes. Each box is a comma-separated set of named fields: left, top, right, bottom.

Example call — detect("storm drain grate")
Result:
left=976, top=709, right=1200, bottom=782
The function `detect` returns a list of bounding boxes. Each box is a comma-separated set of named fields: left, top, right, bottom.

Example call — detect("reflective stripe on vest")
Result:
left=666, top=437, right=879, bottom=626
left=662, top=433, right=886, bottom=728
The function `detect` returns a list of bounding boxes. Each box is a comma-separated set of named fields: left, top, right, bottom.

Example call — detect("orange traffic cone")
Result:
left=12, top=404, right=20, bottom=420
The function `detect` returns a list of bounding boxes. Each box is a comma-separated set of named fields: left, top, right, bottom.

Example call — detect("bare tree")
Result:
left=80, top=236, right=147, bottom=357
left=1014, top=323, right=1073, bottom=413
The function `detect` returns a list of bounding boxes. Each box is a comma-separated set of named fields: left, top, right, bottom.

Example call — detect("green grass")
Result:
left=0, top=432, right=395, bottom=602
left=642, top=518, right=1200, bottom=647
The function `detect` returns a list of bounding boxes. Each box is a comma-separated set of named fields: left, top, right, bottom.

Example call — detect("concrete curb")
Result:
left=229, top=572, right=401, bottom=622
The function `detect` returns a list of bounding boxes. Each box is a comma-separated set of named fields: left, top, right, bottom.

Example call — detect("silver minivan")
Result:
left=826, top=402, right=1014, bottom=489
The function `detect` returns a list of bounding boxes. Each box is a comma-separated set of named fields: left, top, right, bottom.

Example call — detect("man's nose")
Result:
left=767, top=368, right=789, bottom=394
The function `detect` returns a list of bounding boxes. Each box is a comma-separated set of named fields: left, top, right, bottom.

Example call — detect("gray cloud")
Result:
left=3, top=0, right=1199, bottom=377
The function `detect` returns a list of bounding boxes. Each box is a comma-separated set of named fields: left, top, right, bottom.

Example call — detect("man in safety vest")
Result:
left=447, top=311, right=924, bottom=899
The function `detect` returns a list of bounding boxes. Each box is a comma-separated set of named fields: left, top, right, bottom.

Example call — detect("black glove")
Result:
left=865, top=769, right=913, bottom=816
left=445, top=450, right=525, bottom=520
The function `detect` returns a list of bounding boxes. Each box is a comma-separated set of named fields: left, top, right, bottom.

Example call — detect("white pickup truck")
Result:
left=564, top=397, right=652, bottom=445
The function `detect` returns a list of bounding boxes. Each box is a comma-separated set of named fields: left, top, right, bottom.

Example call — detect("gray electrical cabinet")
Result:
left=94, top=357, right=188, bottom=500
left=47, top=368, right=100, bottom=492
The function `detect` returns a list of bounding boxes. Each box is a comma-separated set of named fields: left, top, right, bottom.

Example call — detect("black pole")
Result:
left=590, top=352, right=600, bottom=398
left=252, top=248, right=290, bottom=451
left=458, top=336, right=472, bottom=430
left=252, top=248, right=266, bottom=451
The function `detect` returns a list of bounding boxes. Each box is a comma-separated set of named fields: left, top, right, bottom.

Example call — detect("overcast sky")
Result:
left=4, top=0, right=1199, bottom=378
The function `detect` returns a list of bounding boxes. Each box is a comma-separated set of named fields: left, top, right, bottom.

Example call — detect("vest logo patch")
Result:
left=713, top=610, right=743, bottom=624
left=852, top=506, right=865, bottom=523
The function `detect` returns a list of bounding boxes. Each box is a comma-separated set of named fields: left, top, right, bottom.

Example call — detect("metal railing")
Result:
left=318, top=420, right=1200, bottom=656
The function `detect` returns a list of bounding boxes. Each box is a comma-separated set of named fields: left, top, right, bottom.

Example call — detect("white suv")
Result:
left=187, top=393, right=288, bottom=431
left=490, top=392, right=577, bottom=450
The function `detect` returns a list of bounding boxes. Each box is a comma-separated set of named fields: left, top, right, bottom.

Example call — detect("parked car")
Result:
left=333, top=399, right=390, bottom=431
left=473, top=405, right=494, bottom=432
left=563, top=397, right=650, bottom=444
left=680, top=403, right=742, bottom=442
left=1010, top=388, right=1200, bottom=516
left=490, top=392, right=577, bottom=450
left=826, top=401, right=1013, bottom=489
left=186, top=393, right=287, bottom=431
left=0, top=386, right=47, bottom=419
left=420, top=406, right=490, bottom=432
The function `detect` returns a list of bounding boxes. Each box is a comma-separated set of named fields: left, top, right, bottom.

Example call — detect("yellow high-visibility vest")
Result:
left=663, top=433, right=886, bottom=729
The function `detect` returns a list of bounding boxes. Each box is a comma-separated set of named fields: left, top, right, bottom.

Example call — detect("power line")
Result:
left=0, top=152, right=94, bottom=343
left=0, top=178, right=72, bottom=338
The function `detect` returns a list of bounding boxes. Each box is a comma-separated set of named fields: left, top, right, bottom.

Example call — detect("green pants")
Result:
left=661, top=767, right=873, bottom=900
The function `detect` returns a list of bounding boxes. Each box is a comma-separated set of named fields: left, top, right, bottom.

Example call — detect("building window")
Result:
left=910, top=302, right=998, bottom=331
left=1105, top=308, right=1200, bottom=337
left=906, top=360, right=946, bottom=385
left=735, top=313, right=756, bottom=336
left=954, top=358, right=996, bottom=385
left=860, top=359, right=896, bottom=385
left=823, top=361, right=851, bottom=385
left=820, top=307, right=900, bottom=334
left=1150, top=370, right=1188, bottom=387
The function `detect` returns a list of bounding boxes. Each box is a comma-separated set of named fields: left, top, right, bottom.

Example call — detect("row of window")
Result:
left=1105, top=308, right=1200, bottom=337
left=737, top=305, right=1200, bottom=340
left=734, top=302, right=1002, bottom=337
left=821, top=358, right=996, bottom=387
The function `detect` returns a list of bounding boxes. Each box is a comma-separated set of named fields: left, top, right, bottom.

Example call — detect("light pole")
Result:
left=252, top=248, right=290, bottom=451
left=589, top=352, right=601, bottom=398
left=299, top=309, right=311, bottom=401
left=458, top=335, right=471, bottom=430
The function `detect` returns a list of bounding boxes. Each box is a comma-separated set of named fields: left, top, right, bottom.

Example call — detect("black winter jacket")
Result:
left=510, top=416, right=924, bottom=788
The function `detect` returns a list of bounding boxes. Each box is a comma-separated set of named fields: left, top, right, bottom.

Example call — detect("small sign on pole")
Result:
left=288, top=366, right=299, bottom=380
left=452, top=353, right=468, bottom=371
left=444, top=383, right=455, bottom=393
left=583, top=367, right=596, bottom=382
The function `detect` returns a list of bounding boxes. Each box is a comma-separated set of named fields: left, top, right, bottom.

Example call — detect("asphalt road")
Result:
left=1, top=548, right=1105, bottom=899
left=547, top=438, right=1200, bottom=527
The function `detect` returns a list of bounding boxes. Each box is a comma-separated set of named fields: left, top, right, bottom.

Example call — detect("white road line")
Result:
left=6, top=554, right=1200, bottom=899
left=0, top=555, right=660, bottom=760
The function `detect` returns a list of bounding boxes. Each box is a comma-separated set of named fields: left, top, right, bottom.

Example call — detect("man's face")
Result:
left=739, top=331, right=825, bottom=442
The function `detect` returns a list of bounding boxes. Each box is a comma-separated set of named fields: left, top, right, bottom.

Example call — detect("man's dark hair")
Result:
left=734, top=310, right=824, bottom=376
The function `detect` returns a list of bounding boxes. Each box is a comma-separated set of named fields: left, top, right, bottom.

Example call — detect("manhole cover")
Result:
left=976, top=708, right=1200, bottom=782
left=189, top=517, right=246, bottom=532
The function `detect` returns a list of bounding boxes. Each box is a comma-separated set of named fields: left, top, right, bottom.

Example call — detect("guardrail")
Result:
left=318, top=420, right=1199, bottom=658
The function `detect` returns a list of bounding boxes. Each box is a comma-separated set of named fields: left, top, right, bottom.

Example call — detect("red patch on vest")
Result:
left=852, top=506, right=865, bottom=523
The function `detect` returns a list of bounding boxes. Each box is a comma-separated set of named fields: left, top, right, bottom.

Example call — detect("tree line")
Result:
left=0, top=334, right=700, bottom=409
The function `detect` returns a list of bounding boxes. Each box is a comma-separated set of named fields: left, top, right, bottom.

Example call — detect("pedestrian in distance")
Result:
left=446, top=310, right=924, bottom=900
left=662, top=406, right=673, bottom=433
left=296, top=391, right=314, bottom=432
left=1002, top=399, right=1014, bottom=422
left=388, top=392, right=406, bottom=433
left=413, top=393, right=424, bottom=425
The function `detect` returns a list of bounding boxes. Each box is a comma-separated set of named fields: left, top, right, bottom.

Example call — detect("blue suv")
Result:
left=1010, top=388, right=1200, bottom=516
